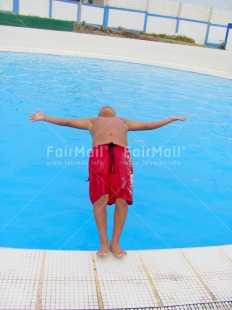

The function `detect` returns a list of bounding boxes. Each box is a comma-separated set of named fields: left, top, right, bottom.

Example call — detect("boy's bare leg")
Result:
left=94, top=194, right=109, bottom=257
left=110, top=198, right=128, bottom=257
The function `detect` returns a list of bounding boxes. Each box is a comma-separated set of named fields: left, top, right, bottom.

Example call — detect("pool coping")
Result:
left=0, top=25, right=232, bottom=79
left=0, top=245, right=232, bottom=309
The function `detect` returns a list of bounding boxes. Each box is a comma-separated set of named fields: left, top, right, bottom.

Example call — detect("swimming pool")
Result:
left=0, top=51, right=231, bottom=250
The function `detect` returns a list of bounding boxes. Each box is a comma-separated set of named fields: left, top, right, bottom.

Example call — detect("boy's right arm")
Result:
left=29, top=109, right=92, bottom=130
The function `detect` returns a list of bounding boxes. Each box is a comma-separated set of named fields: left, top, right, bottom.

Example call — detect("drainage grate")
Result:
left=111, top=300, right=232, bottom=310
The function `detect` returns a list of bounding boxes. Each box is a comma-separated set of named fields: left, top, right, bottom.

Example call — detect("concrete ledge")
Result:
left=0, top=25, right=232, bottom=79
left=0, top=245, right=232, bottom=309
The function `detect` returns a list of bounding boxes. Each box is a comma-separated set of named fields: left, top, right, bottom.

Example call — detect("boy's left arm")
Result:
left=125, top=116, right=187, bottom=131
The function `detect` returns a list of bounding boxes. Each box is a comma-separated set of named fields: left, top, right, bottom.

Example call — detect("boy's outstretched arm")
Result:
left=29, top=109, right=92, bottom=130
left=125, top=116, right=187, bottom=131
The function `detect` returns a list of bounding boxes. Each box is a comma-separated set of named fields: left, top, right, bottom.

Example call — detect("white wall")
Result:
left=148, top=0, right=179, bottom=17
left=208, top=26, right=227, bottom=45
left=0, top=0, right=231, bottom=47
left=52, top=0, right=78, bottom=21
left=92, top=0, right=105, bottom=6
left=0, top=0, right=13, bottom=12
left=180, top=3, right=210, bottom=22
left=146, top=16, right=176, bottom=35
left=19, top=0, right=50, bottom=18
left=107, top=0, right=147, bottom=11
left=178, top=21, right=208, bottom=45
left=227, top=29, right=232, bottom=51
left=81, top=5, right=104, bottom=25
left=211, top=8, right=232, bottom=26
left=0, top=26, right=231, bottom=79
left=108, top=9, right=145, bottom=31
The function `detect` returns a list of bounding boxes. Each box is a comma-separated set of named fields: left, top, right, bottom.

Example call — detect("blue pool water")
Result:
left=0, top=51, right=231, bottom=250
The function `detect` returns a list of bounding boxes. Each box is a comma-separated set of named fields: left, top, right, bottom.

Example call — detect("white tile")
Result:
left=42, top=251, right=99, bottom=310
left=221, top=245, right=232, bottom=261
left=44, top=250, right=95, bottom=281
left=94, top=250, right=146, bottom=281
left=139, top=248, right=213, bottom=305
left=0, top=246, right=232, bottom=309
left=0, top=248, right=42, bottom=309
left=181, top=246, right=232, bottom=301
left=100, top=279, right=158, bottom=308
left=182, top=246, right=232, bottom=273
left=0, top=248, right=43, bottom=279
left=0, top=279, right=39, bottom=310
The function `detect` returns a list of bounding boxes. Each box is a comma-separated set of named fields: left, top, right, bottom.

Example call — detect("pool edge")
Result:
left=0, top=25, right=232, bottom=80
left=1, top=244, right=231, bottom=308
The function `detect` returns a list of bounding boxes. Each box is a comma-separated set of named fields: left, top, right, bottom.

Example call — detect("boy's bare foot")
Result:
left=110, top=240, right=127, bottom=258
left=96, top=241, right=109, bottom=257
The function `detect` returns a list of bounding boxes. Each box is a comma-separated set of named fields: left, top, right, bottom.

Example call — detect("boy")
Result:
left=30, top=106, right=186, bottom=257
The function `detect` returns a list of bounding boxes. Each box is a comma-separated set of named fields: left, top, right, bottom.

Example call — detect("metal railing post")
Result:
left=175, top=1, right=182, bottom=34
left=77, top=0, right=83, bottom=24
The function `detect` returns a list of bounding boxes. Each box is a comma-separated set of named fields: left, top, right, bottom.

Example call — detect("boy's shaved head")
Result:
left=98, top=106, right=116, bottom=117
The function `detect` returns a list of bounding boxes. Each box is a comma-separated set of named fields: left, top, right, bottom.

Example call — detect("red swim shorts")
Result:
left=88, top=143, right=133, bottom=205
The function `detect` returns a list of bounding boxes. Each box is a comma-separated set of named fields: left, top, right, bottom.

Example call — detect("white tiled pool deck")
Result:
left=0, top=245, right=231, bottom=309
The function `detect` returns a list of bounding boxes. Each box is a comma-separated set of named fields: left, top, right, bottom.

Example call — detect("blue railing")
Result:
left=2, top=0, right=230, bottom=47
